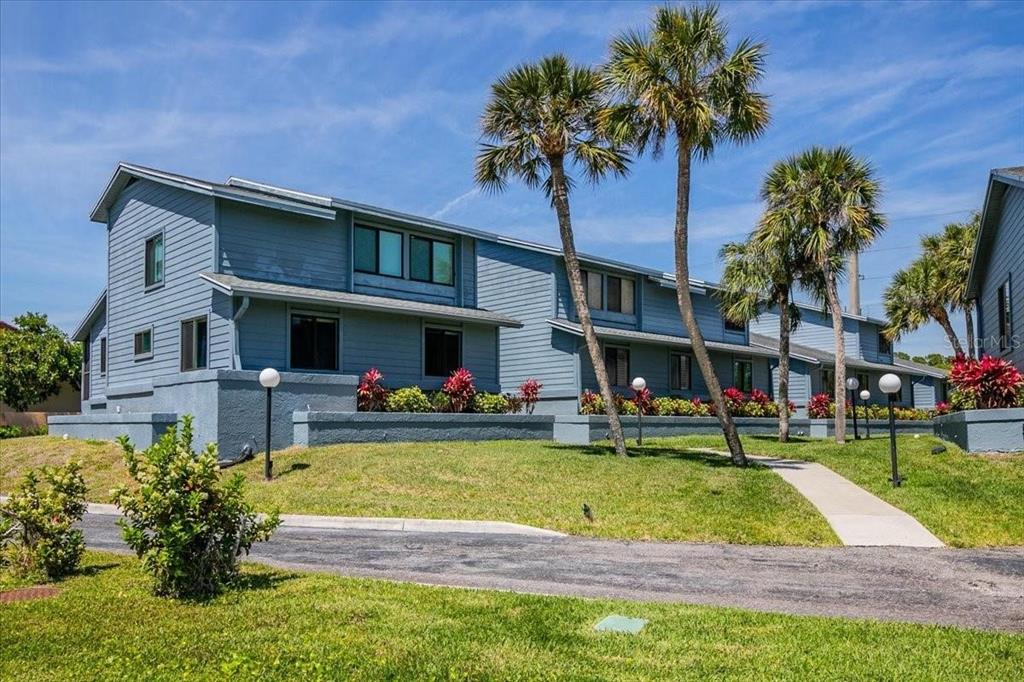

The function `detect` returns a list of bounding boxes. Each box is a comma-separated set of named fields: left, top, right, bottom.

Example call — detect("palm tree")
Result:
left=883, top=254, right=966, bottom=357
left=921, top=213, right=980, bottom=358
left=719, top=218, right=817, bottom=442
left=603, top=4, right=769, bottom=465
left=760, top=147, right=885, bottom=444
left=475, top=54, right=631, bottom=457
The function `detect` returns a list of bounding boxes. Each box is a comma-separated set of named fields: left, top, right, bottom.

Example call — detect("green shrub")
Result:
left=111, top=416, right=280, bottom=599
left=473, top=392, right=511, bottom=414
left=385, top=386, right=433, bottom=413
left=429, top=390, right=452, bottom=413
left=0, top=461, right=87, bottom=582
left=0, top=424, right=22, bottom=439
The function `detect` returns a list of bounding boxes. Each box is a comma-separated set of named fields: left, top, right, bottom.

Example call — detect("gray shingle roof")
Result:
left=202, top=273, right=522, bottom=328
left=548, top=319, right=784, bottom=360
left=749, top=332, right=947, bottom=378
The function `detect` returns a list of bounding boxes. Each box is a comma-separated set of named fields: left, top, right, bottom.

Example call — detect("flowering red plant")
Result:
left=748, top=388, right=771, bottom=406
left=723, top=387, right=746, bottom=413
left=442, top=367, right=477, bottom=413
left=356, top=368, right=388, bottom=412
left=808, top=392, right=833, bottom=418
left=632, top=386, right=655, bottom=415
left=934, top=401, right=951, bottom=416
left=949, top=355, right=1024, bottom=409
left=579, top=389, right=602, bottom=415
left=518, top=378, right=543, bottom=415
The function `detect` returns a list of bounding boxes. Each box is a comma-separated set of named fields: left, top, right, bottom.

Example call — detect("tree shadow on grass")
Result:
left=748, top=434, right=814, bottom=444
left=543, top=443, right=734, bottom=467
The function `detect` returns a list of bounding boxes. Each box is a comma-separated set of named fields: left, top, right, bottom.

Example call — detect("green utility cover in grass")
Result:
left=594, top=615, right=647, bottom=634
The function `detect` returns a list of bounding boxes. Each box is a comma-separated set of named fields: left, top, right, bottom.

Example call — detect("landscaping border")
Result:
left=294, top=411, right=557, bottom=445
left=932, top=408, right=1024, bottom=453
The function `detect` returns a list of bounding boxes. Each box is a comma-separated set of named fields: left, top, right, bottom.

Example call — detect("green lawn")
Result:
left=2, top=552, right=1021, bottom=681
left=0, top=436, right=835, bottom=545
left=660, top=434, right=1024, bottom=548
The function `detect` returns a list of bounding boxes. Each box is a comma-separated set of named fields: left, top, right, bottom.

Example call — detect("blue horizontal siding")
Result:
left=977, top=184, right=1023, bottom=366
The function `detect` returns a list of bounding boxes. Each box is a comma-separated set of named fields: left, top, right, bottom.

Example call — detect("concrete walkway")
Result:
left=80, top=502, right=565, bottom=537
left=749, top=457, right=945, bottom=547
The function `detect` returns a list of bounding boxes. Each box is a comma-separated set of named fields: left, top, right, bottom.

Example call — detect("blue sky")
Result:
left=1, top=0, right=1022, bottom=356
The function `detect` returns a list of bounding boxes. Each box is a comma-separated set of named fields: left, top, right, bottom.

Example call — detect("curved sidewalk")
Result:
left=750, top=456, right=944, bottom=547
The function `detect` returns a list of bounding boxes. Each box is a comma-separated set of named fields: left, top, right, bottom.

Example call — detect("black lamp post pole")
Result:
left=863, top=395, right=871, bottom=439
left=887, top=394, right=900, bottom=487
left=850, top=389, right=859, bottom=440
left=637, top=405, right=643, bottom=446
left=264, top=386, right=273, bottom=481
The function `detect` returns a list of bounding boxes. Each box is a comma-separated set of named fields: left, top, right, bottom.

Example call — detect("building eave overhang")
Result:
left=71, top=290, right=107, bottom=341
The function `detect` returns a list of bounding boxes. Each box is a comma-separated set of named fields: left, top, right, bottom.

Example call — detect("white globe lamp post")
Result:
left=879, top=373, right=903, bottom=487
left=631, top=377, right=647, bottom=446
left=859, top=389, right=872, bottom=438
left=845, top=376, right=860, bottom=439
left=259, top=368, right=281, bottom=480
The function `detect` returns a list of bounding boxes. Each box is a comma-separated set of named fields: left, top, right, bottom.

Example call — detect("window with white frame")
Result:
left=133, top=328, right=153, bottom=359
left=144, top=233, right=164, bottom=288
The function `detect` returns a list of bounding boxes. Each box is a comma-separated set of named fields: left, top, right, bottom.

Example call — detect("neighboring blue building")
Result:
left=55, top=163, right=947, bottom=452
left=969, top=167, right=1024, bottom=368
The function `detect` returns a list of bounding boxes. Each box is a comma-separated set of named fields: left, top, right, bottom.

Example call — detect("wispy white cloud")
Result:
left=431, top=187, right=481, bottom=219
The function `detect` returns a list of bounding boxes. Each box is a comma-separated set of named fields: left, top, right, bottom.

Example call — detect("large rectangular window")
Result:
left=424, top=328, right=461, bottom=377
left=410, top=236, right=454, bottom=285
left=180, top=316, right=209, bottom=372
left=583, top=271, right=634, bottom=314
left=82, top=338, right=91, bottom=401
left=584, top=270, right=603, bottom=310
left=133, top=328, right=153, bottom=359
left=998, top=277, right=1012, bottom=351
left=733, top=359, right=753, bottom=392
left=670, top=352, right=691, bottom=391
left=603, top=346, right=630, bottom=387
left=290, top=314, right=338, bottom=371
left=822, top=367, right=835, bottom=393
left=354, top=225, right=403, bottom=277
left=144, top=233, right=164, bottom=288
left=99, top=337, right=107, bottom=376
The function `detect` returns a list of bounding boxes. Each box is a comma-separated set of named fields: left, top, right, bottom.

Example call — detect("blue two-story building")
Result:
left=55, top=163, right=945, bottom=453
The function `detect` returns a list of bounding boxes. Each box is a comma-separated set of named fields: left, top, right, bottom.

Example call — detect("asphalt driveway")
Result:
left=79, top=512, right=1024, bottom=633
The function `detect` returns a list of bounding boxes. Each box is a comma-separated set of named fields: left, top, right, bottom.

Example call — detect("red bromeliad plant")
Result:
left=808, top=392, right=832, bottom=419
left=949, top=355, right=1024, bottom=409
left=519, top=378, right=543, bottom=414
left=442, top=368, right=477, bottom=413
left=357, top=368, right=388, bottom=412
left=748, top=388, right=771, bottom=407
left=934, top=401, right=951, bottom=416
left=632, top=386, right=655, bottom=415
left=723, top=387, right=746, bottom=414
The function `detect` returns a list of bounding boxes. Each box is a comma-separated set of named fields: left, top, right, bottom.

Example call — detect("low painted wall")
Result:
left=295, top=411, right=556, bottom=445
left=932, top=408, right=1024, bottom=453
left=807, top=418, right=934, bottom=438
left=48, top=412, right=178, bottom=448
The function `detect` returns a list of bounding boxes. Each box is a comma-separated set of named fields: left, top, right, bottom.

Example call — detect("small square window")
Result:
left=425, top=328, right=461, bottom=377
left=411, top=236, right=454, bottom=285
left=134, top=329, right=153, bottom=359
left=355, top=225, right=403, bottom=277
left=670, top=352, right=691, bottom=391
left=725, top=316, right=746, bottom=333
left=145, top=234, right=164, bottom=288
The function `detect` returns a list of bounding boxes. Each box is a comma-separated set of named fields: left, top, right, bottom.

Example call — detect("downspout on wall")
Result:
left=231, top=296, right=250, bottom=369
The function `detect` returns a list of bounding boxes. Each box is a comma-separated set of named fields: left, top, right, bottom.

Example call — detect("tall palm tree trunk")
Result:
left=777, top=292, right=791, bottom=443
left=964, top=305, right=976, bottom=359
left=823, top=264, right=847, bottom=444
left=933, top=307, right=965, bottom=358
left=549, top=156, right=628, bottom=457
left=675, top=141, right=746, bottom=465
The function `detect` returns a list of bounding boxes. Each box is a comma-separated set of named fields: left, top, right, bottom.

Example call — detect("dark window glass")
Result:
left=857, top=373, right=869, bottom=392
left=425, top=328, right=461, bottom=377
left=410, top=236, right=431, bottom=282
left=180, top=317, right=208, bottom=371
left=99, top=337, right=107, bottom=375
left=998, top=278, right=1012, bottom=351
left=585, top=271, right=603, bottom=310
left=82, top=338, right=91, bottom=400
left=603, top=346, right=630, bottom=386
left=354, top=226, right=377, bottom=273
left=733, top=360, right=753, bottom=392
left=878, top=332, right=892, bottom=355
left=145, top=234, right=164, bottom=287
left=433, top=241, right=454, bottom=285
left=670, top=353, right=691, bottom=391
left=821, top=368, right=835, bottom=393
left=411, top=236, right=454, bottom=285
left=620, top=278, right=634, bottom=315
left=607, top=277, right=622, bottom=313
left=134, top=329, right=152, bottom=358
left=354, top=225, right=403, bottom=277
left=290, top=315, right=338, bottom=371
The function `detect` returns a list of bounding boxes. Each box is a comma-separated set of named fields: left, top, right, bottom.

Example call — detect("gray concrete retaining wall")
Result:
left=48, top=412, right=179, bottom=448
left=807, top=418, right=934, bottom=439
left=295, top=412, right=556, bottom=445
left=932, top=408, right=1024, bottom=453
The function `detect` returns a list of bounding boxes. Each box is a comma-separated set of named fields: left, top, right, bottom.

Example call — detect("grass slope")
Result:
left=3, top=552, right=1021, bottom=681
left=1, top=436, right=835, bottom=545
left=660, top=434, right=1024, bottom=547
